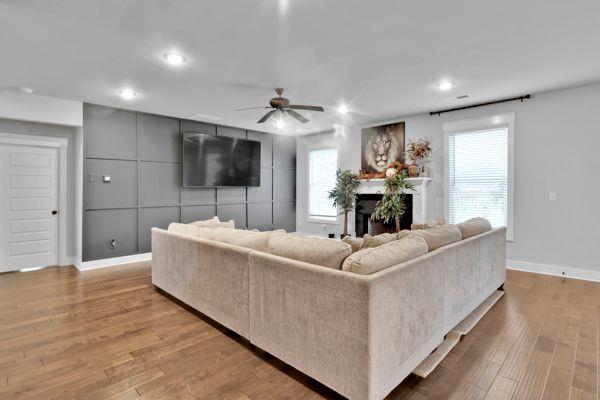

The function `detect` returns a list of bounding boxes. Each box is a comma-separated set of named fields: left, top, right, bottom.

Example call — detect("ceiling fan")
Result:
left=236, top=88, right=324, bottom=124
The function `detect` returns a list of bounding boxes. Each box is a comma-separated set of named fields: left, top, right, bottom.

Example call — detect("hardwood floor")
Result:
left=0, top=263, right=598, bottom=400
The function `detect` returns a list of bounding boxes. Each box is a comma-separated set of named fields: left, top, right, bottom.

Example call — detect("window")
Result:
left=444, top=113, right=514, bottom=240
left=308, top=148, right=338, bottom=221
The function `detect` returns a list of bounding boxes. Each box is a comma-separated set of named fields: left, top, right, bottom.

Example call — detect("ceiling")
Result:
left=1, top=0, right=599, bottom=135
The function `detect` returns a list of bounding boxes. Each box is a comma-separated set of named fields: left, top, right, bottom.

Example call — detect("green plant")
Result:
left=327, top=169, right=361, bottom=236
left=371, top=170, right=414, bottom=232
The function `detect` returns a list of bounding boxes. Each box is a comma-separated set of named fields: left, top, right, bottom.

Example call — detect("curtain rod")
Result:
left=429, top=94, right=531, bottom=116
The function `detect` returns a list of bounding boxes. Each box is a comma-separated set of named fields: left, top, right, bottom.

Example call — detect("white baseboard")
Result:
left=507, top=259, right=600, bottom=283
left=79, top=253, right=152, bottom=271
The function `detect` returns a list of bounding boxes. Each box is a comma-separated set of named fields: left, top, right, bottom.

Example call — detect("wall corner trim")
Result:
left=507, top=259, right=600, bottom=283
left=79, top=252, right=152, bottom=271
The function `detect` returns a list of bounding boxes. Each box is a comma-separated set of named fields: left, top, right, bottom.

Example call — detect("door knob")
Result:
left=51, top=210, right=58, bottom=215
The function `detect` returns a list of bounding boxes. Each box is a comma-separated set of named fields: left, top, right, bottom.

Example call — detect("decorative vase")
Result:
left=407, top=164, right=420, bottom=178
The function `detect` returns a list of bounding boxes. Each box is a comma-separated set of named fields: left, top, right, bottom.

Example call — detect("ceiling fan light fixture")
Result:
left=337, top=104, right=349, bottom=114
left=275, top=119, right=285, bottom=130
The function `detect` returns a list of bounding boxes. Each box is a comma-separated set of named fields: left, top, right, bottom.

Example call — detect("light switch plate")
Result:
left=88, top=175, right=96, bottom=182
left=549, top=191, right=557, bottom=201
left=103, top=175, right=111, bottom=183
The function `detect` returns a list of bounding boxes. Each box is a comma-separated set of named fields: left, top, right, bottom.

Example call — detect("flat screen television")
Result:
left=182, top=133, right=261, bottom=187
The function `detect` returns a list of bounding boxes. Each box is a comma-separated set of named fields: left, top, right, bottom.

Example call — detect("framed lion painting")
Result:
left=360, top=122, right=405, bottom=173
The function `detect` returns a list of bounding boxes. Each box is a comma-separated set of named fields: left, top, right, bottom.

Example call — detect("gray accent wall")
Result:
left=82, top=104, right=296, bottom=261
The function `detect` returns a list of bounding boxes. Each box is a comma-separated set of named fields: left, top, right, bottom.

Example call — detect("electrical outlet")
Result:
left=110, top=239, right=117, bottom=249
left=549, top=192, right=557, bottom=201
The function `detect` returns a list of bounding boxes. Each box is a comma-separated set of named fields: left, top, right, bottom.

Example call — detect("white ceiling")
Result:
left=1, top=0, right=599, bottom=135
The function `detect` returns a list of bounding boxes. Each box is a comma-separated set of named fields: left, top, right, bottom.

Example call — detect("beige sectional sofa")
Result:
left=151, top=218, right=506, bottom=400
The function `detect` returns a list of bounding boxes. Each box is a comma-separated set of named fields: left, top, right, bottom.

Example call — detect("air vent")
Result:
left=456, top=95, right=469, bottom=99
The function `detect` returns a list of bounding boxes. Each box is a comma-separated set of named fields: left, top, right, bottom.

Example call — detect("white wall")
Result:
left=0, top=92, right=83, bottom=263
left=297, top=82, right=600, bottom=277
left=0, top=91, right=82, bottom=126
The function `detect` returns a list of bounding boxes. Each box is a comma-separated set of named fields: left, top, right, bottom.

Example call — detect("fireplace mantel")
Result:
left=357, top=177, right=431, bottom=224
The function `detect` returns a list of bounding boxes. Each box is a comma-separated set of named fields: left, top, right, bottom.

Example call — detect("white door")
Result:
left=0, top=144, right=59, bottom=272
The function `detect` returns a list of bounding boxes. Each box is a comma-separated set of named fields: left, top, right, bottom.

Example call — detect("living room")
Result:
left=0, top=1, right=598, bottom=399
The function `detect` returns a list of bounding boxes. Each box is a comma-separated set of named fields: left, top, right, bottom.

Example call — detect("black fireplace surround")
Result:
left=354, top=193, right=412, bottom=237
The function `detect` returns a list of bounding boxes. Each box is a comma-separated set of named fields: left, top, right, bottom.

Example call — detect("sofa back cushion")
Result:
left=411, top=219, right=446, bottom=230
left=361, top=232, right=398, bottom=249
left=268, top=232, right=352, bottom=270
left=191, top=216, right=235, bottom=229
left=342, top=236, right=428, bottom=275
left=167, top=223, right=214, bottom=240
left=212, top=228, right=281, bottom=253
left=411, top=224, right=462, bottom=251
left=457, top=217, right=492, bottom=239
left=342, top=235, right=364, bottom=253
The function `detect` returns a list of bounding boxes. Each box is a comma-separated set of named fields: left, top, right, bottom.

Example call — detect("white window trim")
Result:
left=307, top=146, right=339, bottom=225
left=443, top=113, right=515, bottom=241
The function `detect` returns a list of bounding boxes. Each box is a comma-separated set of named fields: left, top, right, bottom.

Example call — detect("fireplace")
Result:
left=354, top=193, right=413, bottom=237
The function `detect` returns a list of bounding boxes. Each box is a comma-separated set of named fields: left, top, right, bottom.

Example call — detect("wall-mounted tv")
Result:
left=182, top=133, right=261, bottom=187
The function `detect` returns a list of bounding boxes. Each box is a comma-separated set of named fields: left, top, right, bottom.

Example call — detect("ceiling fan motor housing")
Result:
left=270, top=97, right=290, bottom=109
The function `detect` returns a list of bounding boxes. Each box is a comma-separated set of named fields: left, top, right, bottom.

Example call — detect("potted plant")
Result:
left=371, top=168, right=414, bottom=232
left=406, top=138, right=432, bottom=177
left=328, top=169, right=361, bottom=238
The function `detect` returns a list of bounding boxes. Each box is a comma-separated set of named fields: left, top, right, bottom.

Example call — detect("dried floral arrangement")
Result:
left=359, top=161, right=407, bottom=180
left=406, top=138, right=432, bottom=164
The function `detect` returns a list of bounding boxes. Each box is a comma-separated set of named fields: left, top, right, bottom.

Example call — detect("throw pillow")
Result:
left=342, top=236, right=428, bottom=275
left=190, top=216, right=235, bottom=229
left=457, top=217, right=492, bottom=239
left=268, top=232, right=352, bottom=270
left=361, top=232, right=398, bottom=249
left=411, top=224, right=462, bottom=251
left=342, top=235, right=364, bottom=253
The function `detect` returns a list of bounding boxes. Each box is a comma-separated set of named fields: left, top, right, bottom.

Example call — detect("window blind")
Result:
left=448, top=127, right=508, bottom=228
left=308, top=148, right=337, bottom=219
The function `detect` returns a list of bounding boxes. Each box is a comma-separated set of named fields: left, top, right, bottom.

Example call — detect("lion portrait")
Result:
left=361, top=122, right=405, bottom=173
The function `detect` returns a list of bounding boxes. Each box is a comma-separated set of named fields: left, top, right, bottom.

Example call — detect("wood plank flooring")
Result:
left=0, top=263, right=598, bottom=399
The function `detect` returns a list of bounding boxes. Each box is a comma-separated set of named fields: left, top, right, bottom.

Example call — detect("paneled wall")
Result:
left=82, top=104, right=295, bottom=261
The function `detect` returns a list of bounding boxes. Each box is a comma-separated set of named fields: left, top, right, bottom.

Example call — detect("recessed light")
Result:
left=337, top=104, right=349, bottom=114
left=164, top=53, right=186, bottom=66
left=437, top=81, right=454, bottom=91
left=20, top=87, right=34, bottom=94
left=118, top=88, right=136, bottom=100
left=275, top=119, right=285, bottom=130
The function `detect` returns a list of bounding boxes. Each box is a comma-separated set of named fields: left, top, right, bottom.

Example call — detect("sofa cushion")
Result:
left=191, top=216, right=235, bottom=229
left=342, top=236, right=428, bottom=275
left=342, top=235, right=364, bottom=253
left=457, top=217, right=492, bottom=239
left=396, top=230, right=414, bottom=239
left=167, top=223, right=214, bottom=240
left=411, top=224, right=462, bottom=251
left=268, top=232, right=352, bottom=270
left=411, top=219, right=446, bottom=230
left=361, top=232, right=398, bottom=249
left=211, top=228, right=281, bottom=253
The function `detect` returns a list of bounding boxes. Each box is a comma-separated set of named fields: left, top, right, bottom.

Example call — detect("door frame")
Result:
left=0, top=132, right=69, bottom=267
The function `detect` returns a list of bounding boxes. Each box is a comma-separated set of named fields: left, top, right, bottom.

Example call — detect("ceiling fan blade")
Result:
left=288, top=105, right=324, bottom=112
left=235, top=106, right=272, bottom=112
left=257, top=110, right=277, bottom=123
left=286, top=109, right=309, bottom=123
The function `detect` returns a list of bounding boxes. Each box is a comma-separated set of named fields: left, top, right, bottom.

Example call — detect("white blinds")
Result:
left=448, top=127, right=508, bottom=228
left=308, top=148, right=338, bottom=219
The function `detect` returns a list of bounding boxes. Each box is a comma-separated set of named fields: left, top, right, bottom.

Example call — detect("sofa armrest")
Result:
left=151, top=228, right=252, bottom=338
left=248, top=251, right=372, bottom=400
